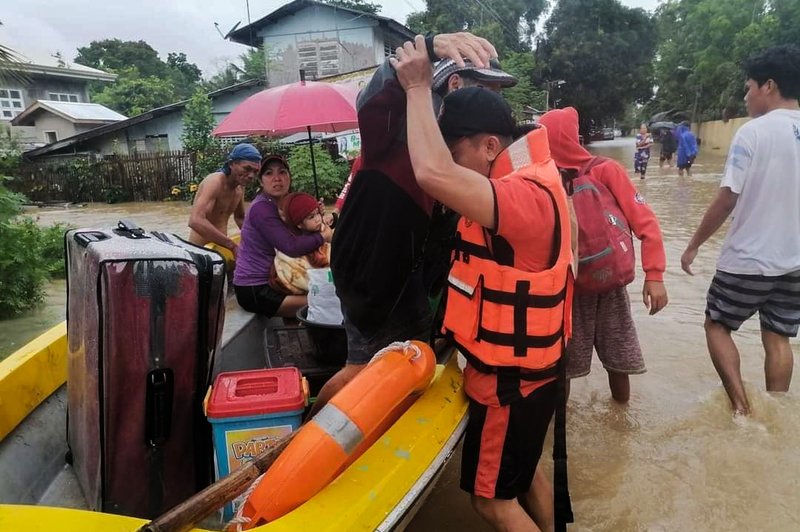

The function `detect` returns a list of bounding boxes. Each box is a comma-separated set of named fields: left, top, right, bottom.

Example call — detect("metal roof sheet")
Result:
left=12, top=52, right=117, bottom=81
left=37, top=101, right=127, bottom=121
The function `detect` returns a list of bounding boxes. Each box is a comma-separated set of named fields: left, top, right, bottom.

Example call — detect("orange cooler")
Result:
left=207, top=368, right=307, bottom=520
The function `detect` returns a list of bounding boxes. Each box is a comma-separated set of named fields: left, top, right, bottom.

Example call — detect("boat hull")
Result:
left=0, top=310, right=468, bottom=530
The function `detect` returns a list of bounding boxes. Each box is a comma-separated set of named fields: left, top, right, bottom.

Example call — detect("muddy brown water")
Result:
left=2, top=139, right=798, bottom=530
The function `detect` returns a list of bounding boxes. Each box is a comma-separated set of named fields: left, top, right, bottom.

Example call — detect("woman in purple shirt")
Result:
left=233, top=155, right=333, bottom=317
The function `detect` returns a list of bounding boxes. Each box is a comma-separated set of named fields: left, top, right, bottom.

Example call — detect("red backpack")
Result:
left=570, top=157, right=635, bottom=295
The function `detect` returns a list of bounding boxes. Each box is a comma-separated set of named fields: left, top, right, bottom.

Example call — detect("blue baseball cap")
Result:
left=227, top=143, right=262, bottom=163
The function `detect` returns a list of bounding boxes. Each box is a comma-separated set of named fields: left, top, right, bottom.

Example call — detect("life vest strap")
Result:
left=477, top=325, right=564, bottom=350
left=452, top=337, right=561, bottom=381
left=451, top=233, right=494, bottom=262
left=481, top=284, right=567, bottom=309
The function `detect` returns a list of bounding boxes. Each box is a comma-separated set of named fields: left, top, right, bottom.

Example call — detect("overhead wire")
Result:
left=469, top=0, right=519, bottom=37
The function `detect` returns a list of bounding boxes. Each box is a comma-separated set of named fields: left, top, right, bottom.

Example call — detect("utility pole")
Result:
left=544, top=80, right=565, bottom=111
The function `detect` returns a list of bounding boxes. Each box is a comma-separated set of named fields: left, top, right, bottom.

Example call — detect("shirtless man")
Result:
left=187, top=143, right=262, bottom=258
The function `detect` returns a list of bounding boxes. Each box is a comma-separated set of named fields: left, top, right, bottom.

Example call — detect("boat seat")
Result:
left=213, top=299, right=272, bottom=377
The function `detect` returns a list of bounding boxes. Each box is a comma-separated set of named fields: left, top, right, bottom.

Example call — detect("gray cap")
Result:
left=431, top=58, right=518, bottom=92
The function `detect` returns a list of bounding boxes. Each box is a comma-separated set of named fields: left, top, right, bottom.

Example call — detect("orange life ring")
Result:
left=236, top=340, right=436, bottom=528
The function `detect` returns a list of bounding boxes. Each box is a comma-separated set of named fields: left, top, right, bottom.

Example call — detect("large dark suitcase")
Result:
left=65, top=220, right=226, bottom=518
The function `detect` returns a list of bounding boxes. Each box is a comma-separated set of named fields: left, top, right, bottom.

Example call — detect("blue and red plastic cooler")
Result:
left=207, top=367, right=307, bottom=520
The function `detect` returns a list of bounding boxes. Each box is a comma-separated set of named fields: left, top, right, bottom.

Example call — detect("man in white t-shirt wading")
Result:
left=681, top=44, right=800, bottom=415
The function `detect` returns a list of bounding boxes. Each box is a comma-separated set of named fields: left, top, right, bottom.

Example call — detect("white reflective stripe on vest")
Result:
left=507, top=136, right=532, bottom=172
left=313, top=403, right=364, bottom=454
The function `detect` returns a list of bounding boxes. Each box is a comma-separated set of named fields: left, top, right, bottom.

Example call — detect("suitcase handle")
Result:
left=114, top=219, right=149, bottom=239
left=145, top=368, right=174, bottom=446
left=73, top=231, right=109, bottom=247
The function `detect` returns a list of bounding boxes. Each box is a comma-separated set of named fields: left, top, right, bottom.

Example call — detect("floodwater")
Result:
left=0, top=202, right=202, bottom=358
left=2, top=139, right=799, bottom=530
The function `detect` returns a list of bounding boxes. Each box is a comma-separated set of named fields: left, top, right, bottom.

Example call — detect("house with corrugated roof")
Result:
left=0, top=52, right=117, bottom=145
left=21, top=79, right=266, bottom=160
left=12, top=100, right=127, bottom=146
left=227, top=0, right=414, bottom=88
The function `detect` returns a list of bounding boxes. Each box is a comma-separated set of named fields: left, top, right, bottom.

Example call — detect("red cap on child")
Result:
left=283, top=192, right=319, bottom=227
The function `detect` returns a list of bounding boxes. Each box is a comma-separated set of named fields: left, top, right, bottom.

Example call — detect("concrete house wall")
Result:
left=125, top=113, right=186, bottom=153
left=28, top=114, right=79, bottom=143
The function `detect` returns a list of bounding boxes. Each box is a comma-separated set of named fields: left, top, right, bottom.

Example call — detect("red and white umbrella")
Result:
left=213, top=79, right=359, bottom=137
left=213, top=77, right=360, bottom=197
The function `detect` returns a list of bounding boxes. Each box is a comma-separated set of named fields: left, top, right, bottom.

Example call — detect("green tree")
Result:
left=167, top=52, right=203, bottom=99
left=321, top=0, right=381, bottom=14
left=204, top=64, right=242, bottom=92
left=651, top=0, right=766, bottom=122
left=536, top=0, right=656, bottom=135
left=500, top=51, right=544, bottom=120
left=0, top=127, right=23, bottom=178
left=651, top=0, right=800, bottom=121
left=181, top=88, right=224, bottom=179
left=287, top=145, right=349, bottom=202
left=76, top=39, right=170, bottom=78
left=406, top=0, right=548, bottom=55
left=771, top=0, right=800, bottom=45
left=204, top=45, right=277, bottom=91
left=74, top=39, right=203, bottom=111
left=91, top=67, right=178, bottom=117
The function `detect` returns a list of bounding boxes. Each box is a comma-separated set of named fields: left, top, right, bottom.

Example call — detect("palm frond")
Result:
left=0, top=43, right=31, bottom=85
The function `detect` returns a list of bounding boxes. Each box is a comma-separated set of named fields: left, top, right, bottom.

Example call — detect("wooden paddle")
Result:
left=138, top=430, right=298, bottom=532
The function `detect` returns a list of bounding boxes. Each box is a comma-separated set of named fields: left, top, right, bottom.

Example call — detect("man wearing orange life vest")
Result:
left=391, top=37, right=573, bottom=532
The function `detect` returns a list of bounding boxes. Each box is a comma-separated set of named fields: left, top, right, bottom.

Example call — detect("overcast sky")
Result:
left=2, top=0, right=660, bottom=77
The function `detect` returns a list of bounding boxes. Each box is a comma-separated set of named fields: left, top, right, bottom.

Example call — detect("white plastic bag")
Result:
left=306, top=268, right=344, bottom=325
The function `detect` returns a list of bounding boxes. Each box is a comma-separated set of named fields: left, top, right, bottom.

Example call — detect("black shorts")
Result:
left=460, top=380, right=557, bottom=499
left=341, top=268, right=433, bottom=365
left=706, top=270, right=800, bottom=337
left=659, top=151, right=674, bottom=162
left=233, top=283, right=286, bottom=317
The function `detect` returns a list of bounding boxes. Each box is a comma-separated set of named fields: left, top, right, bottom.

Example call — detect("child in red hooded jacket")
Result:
left=267, top=192, right=331, bottom=295
left=538, top=107, right=669, bottom=402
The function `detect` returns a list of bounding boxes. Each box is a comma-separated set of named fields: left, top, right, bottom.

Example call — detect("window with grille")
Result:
left=217, top=136, right=248, bottom=148
left=145, top=134, right=169, bottom=153
left=298, top=40, right=340, bottom=79
left=384, top=39, right=403, bottom=58
left=0, top=88, right=24, bottom=119
left=129, top=135, right=170, bottom=153
left=47, top=92, right=80, bottom=103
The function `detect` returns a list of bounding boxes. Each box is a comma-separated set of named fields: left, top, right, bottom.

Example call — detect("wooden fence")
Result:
left=13, top=151, right=197, bottom=203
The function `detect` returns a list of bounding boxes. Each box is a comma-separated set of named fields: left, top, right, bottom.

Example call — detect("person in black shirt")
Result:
left=307, top=33, right=517, bottom=417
